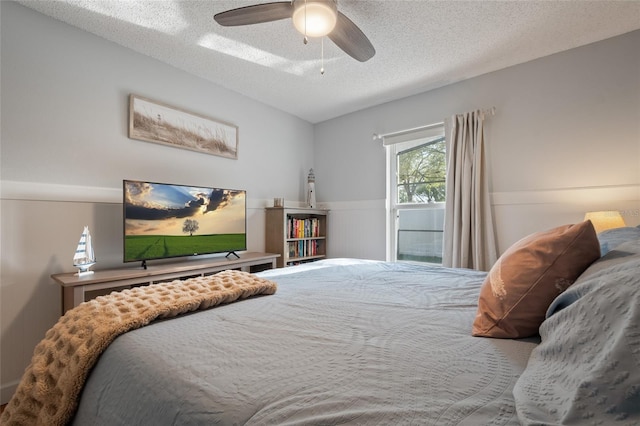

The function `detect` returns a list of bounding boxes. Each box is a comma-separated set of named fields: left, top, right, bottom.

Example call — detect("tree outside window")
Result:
left=397, top=137, right=446, bottom=204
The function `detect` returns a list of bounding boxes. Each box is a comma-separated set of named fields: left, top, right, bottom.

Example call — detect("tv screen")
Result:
left=123, top=180, right=246, bottom=264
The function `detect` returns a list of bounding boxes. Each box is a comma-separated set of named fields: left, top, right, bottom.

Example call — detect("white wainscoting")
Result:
left=318, top=199, right=387, bottom=261
left=3, top=180, right=638, bottom=259
left=0, top=180, right=282, bottom=255
left=491, top=184, right=640, bottom=252
left=322, top=184, right=640, bottom=260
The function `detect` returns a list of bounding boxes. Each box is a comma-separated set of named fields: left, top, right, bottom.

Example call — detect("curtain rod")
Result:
left=372, top=123, right=443, bottom=141
left=372, top=107, right=496, bottom=141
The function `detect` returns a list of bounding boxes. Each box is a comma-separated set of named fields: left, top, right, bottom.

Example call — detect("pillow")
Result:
left=596, top=226, right=640, bottom=255
left=545, top=237, right=640, bottom=318
left=472, top=220, right=600, bottom=338
left=514, top=238, right=640, bottom=424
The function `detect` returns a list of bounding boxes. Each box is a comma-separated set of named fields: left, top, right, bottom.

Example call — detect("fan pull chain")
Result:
left=321, top=37, right=325, bottom=75
left=303, top=0, right=308, bottom=44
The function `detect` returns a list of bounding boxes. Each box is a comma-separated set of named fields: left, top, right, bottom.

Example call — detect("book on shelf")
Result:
left=287, top=239, right=320, bottom=259
left=287, top=217, right=321, bottom=239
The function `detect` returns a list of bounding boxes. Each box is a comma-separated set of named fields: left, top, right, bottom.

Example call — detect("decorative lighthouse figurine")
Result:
left=307, top=168, right=316, bottom=208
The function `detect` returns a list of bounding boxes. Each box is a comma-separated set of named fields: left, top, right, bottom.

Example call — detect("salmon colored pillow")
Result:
left=472, top=221, right=600, bottom=338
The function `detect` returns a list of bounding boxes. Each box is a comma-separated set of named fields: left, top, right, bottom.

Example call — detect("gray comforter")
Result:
left=72, top=259, right=538, bottom=425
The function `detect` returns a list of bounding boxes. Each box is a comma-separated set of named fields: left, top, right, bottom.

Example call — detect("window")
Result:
left=385, top=124, right=445, bottom=263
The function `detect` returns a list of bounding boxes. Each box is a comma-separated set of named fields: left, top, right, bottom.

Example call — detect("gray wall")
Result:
left=0, top=1, right=314, bottom=402
left=315, top=30, right=640, bottom=260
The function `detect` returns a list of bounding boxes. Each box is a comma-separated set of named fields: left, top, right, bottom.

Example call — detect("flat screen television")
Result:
left=123, top=179, right=246, bottom=267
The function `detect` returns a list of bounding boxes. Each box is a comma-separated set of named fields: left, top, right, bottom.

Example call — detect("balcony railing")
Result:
left=396, top=208, right=444, bottom=264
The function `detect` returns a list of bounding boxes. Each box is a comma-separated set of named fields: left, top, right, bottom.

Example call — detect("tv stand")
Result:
left=225, top=251, right=240, bottom=259
left=52, top=252, right=280, bottom=313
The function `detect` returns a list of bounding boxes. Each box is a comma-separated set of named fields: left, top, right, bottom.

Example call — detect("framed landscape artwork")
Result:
left=128, top=95, right=238, bottom=159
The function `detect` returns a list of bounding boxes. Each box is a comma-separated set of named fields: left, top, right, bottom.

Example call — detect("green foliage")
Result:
left=397, top=140, right=446, bottom=203
left=124, top=234, right=245, bottom=262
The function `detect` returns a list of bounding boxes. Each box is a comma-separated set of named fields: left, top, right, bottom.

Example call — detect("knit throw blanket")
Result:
left=0, top=270, right=277, bottom=426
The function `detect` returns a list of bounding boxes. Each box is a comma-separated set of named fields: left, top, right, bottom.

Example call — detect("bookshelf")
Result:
left=265, top=207, right=328, bottom=268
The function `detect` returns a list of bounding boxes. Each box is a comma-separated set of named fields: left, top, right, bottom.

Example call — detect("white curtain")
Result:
left=442, top=110, right=497, bottom=271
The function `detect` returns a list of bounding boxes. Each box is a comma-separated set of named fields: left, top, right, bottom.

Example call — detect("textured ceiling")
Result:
left=17, top=0, right=640, bottom=123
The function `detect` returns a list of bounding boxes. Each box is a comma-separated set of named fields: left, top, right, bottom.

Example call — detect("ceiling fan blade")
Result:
left=328, top=11, right=375, bottom=62
left=214, top=2, right=293, bottom=27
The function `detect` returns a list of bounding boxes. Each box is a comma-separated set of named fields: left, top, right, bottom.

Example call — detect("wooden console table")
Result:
left=52, top=252, right=280, bottom=313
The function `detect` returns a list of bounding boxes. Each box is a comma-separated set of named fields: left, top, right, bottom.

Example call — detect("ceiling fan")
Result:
left=214, top=0, right=375, bottom=62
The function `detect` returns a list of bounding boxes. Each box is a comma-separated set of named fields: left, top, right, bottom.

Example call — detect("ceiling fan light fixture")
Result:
left=292, top=0, right=337, bottom=38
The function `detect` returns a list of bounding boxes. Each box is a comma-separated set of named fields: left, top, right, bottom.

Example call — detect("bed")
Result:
left=2, top=224, right=640, bottom=425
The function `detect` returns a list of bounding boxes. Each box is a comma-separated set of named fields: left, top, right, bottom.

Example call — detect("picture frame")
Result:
left=128, top=94, right=238, bottom=159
